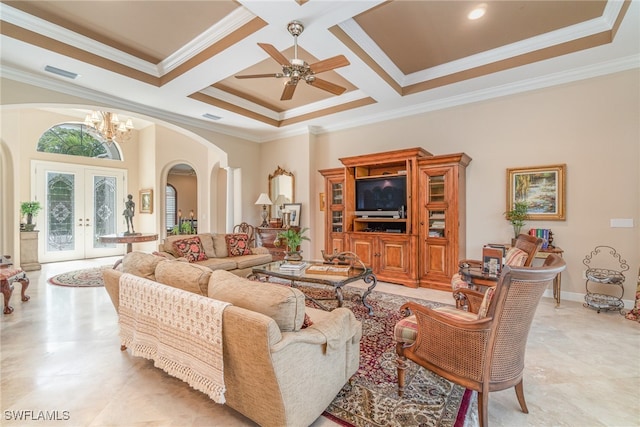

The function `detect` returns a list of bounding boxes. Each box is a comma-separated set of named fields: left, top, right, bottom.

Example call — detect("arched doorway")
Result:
left=167, top=164, right=197, bottom=234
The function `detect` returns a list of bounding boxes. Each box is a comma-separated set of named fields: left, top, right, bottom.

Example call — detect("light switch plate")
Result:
left=610, top=218, right=634, bottom=228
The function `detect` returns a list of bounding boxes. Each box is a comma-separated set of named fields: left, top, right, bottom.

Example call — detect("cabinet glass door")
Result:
left=331, top=211, right=343, bottom=232
left=331, top=182, right=343, bottom=205
left=428, top=210, right=446, bottom=237
left=428, top=175, right=445, bottom=203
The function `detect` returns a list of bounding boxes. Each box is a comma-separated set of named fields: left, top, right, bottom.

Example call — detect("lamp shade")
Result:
left=255, top=193, right=273, bottom=205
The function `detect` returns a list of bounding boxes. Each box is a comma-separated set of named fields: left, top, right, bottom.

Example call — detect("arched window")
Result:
left=166, top=184, right=177, bottom=231
left=37, top=123, right=122, bottom=160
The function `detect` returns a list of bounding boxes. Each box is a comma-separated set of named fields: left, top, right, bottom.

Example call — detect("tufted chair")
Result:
left=395, top=254, right=565, bottom=427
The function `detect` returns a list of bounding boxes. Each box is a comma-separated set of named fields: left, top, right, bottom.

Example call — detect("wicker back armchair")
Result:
left=396, top=254, right=565, bottom=427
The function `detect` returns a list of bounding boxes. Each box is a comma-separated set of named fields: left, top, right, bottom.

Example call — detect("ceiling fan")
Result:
left=235, top=21, right=350, bottom=101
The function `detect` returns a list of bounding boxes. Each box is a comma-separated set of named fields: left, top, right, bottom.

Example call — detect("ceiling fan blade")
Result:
left=235, top=73, right=284, bottom=79
left=281, top=82, right=297, bottom=101
left=309, top=55, right=350, bottom=74
left=307, top=78, right=346, bottom=96
left=258, top=43, right=290, bottom=67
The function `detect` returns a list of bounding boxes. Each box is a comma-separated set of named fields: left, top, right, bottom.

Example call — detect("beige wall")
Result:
left=301, top=69, right=639, bottom=305
left=1, top=69, right=638, bottom=307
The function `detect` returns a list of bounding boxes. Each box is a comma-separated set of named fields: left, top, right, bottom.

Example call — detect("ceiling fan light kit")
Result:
left=235, top=20, right=350, bottom=101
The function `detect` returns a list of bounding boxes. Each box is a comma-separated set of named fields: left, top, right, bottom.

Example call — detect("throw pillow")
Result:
left=301, top=313, right=313, bottom=329
left=477, top=287, right=496, bottom=319
left=505, top=247, right=528, bottom=266
left=172, top=236, right=208, bottom=263
left=225, top=233, right=252, bottom=257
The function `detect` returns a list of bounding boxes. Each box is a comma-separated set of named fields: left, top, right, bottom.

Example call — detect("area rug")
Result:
left=47, top=266, right=111, bottom=287
left=296, top=283, right=476, bottom=427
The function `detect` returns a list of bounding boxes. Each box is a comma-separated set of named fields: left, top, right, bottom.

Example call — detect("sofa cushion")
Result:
left=162, top=234, right=215, bottom=258
left=196, top=257, right=238, bottom=271
left=234, top=253, right=273, bottom=269
left=172, top=236, right=208, bottom=263
left=208, top=270, right=306, bottom=332
left=225, top=233, right=252, bottom=257
left=212, top=234, right=228, bottom=258
left=155, top=260, right=211, bottom=295
left=122, top=251, right=166, bottom=281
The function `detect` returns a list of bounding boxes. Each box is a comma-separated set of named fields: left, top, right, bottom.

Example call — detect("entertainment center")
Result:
left=320, top=147, right=471, bottom=290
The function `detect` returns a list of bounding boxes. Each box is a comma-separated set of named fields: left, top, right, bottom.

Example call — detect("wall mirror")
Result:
left=269, top=166, right=294, bottom=219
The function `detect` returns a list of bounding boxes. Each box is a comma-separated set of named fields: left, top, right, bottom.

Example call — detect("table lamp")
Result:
left=255, top=193, right=273, bottom=227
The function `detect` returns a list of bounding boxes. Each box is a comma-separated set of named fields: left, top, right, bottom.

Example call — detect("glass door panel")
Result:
left=331, top=182, right=343, bottom=205
left=428, top=210, right=446, bottom=238
left=35, top=161, right=126, bottom=262
left=428, top=175, right=445, bottom=203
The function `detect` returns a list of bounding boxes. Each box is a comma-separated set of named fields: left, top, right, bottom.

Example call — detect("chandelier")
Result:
left=84, top=111, right=133, bottom=144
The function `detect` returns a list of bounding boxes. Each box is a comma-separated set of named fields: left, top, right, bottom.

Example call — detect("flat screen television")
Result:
left=355, top=175, right=406, bottom=217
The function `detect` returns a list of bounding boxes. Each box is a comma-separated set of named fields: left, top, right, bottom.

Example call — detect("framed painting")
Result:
left=506, top=164, right=566, bottom=220
left=283, top=203, right=302, bottom=227
left=139, top=189, right=153, bottom=214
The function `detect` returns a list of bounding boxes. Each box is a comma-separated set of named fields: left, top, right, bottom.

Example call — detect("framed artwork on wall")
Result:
left=283, top=203, right=301, bottom=227
left=506, top=164, right=566, bottom=220
left=139, top=189, right=153, bottom=214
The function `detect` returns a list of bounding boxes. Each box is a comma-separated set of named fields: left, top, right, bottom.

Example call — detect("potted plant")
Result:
left=20, top=201, right=42, bottom=232
left=504, top=201, right=529, bottom=241
left=170, top=221, right=195, bottom=235
left=275, top=227, right=310, bottom=261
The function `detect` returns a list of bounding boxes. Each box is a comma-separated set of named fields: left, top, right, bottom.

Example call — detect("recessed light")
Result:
left=202, top=113, right=222, bottom=121
left=468, top=4, right=487, bottom=20
left=44, top=65, right=78, bottom=79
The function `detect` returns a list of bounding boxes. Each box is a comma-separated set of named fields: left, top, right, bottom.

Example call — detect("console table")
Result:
left=99, top=233, right=159, bottom=253
left=459, top=246, right=564, bottom=306
left=256, top=226, right=299, bottom=261
left=1, top=257, right=30, bottom=314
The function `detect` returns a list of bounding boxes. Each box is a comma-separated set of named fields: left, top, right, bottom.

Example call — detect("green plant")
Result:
left=170, top=221, right=195, bottom=235
left=276, top=227, right=310, bottom=253
left=20, top=201, right=42, bottom=224
left=504, top=201, right=529, bottom=238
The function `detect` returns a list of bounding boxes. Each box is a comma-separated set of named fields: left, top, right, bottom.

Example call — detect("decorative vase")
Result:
left=284, top=250, right=303, bottom=262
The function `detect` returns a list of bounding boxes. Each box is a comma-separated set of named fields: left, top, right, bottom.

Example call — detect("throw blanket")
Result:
left=118, top=273, right=230, bottom=403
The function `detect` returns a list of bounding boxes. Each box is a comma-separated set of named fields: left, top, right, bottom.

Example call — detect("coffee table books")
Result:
left=306, top=265, right=351, bottom=276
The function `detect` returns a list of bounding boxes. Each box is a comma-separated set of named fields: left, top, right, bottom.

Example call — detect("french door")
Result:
left=33, top=161, right=127, bottom=262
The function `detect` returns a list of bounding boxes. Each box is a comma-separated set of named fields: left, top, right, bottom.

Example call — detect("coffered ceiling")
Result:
left=1, top=1, right=638, bottom=142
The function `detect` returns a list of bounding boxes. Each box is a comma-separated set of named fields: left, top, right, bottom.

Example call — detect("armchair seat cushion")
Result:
left=394, top=306, right=477, bottom=346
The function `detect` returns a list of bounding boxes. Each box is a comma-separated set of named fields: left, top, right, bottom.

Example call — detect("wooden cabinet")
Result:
left=319, top=168, right=345, bottom=254
left=255, top=226, right=300, bottom=261
left=320, top=148, right=470, bottom=290
left=418, top=154, right=471, bottom=289
left=350, top=233, right=417, bottom=285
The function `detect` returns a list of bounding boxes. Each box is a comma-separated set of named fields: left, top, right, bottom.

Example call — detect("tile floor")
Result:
left=1, top=257, right=639, bottom=426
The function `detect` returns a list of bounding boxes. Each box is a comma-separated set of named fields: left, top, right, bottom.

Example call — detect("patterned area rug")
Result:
left=47, top=266, right=111, bottom=287
left=296, top=283, right=475, bottom=427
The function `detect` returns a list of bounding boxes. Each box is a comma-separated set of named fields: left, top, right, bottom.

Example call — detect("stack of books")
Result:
left=529, top=228, right=551, bottom=249
left=279, top=262, right=307, bottom=271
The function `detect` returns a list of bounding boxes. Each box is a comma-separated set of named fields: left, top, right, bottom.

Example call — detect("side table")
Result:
left=99, top=233, right=159, bottom=254
left=1, top=262, right=30, bottom=314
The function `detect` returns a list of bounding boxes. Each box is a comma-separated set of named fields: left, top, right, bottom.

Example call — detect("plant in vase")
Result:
left=504, top=201, right=529, bottom=242
left=275, top=227, right=310, bottom=261
left=20, top=201, right=42, bottom=232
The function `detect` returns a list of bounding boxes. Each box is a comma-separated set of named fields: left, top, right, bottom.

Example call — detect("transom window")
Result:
left=37, top=123, right=122, bottom=160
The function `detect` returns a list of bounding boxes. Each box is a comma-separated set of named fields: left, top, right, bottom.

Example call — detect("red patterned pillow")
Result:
left=225, top=233, right=252, bottom=257
left=172, top=236, right=208, bottom=263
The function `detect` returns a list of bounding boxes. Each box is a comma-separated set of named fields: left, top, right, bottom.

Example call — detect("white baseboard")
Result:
left=543, top=289, right=634, bottom=309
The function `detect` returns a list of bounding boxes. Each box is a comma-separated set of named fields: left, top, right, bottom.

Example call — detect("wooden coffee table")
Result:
left=252, top=260, right=378, bottom=315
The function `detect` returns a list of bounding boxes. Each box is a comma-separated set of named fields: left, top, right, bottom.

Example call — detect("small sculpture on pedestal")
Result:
left=123, top=194, right=137, bottom=235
